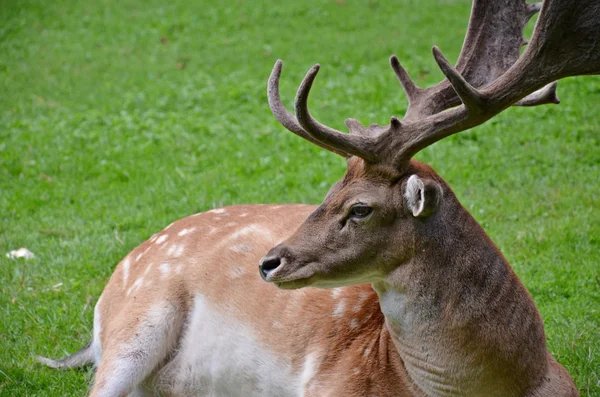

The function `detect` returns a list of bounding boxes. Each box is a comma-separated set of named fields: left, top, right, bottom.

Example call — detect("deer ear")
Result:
left=403, top=175, right=443, bottom=218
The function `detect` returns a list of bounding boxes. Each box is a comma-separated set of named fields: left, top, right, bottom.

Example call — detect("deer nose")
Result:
left=259, top=255, right=282, bottom=280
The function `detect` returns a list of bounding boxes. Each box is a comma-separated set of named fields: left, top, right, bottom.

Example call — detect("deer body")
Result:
left=40, top=0, right=599, bottom=394
left=43, top=162, right=576, bottom=397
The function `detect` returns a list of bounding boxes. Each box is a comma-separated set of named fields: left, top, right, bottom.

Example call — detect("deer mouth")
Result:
left=259, top=255, right=319, bottom=288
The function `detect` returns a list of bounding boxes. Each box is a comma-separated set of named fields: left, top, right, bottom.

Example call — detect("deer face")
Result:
left=259, top=159, right=443, bottom=289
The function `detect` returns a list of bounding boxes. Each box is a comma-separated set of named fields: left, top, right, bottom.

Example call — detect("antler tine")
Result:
left=294, top=65, right=380, bottom=163
left=515, top=82, right=560, bottom=106
left=390, top=55, right=420, bottom=103
left=431, top=46, right=485, bottom=113
left=267, top=60, right=350, bottom=158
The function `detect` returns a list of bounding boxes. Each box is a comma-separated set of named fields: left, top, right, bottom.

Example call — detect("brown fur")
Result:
left=47, top=160, right=577, bottom=397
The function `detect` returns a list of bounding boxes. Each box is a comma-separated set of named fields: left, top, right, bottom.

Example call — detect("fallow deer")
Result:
left=39, top=0, right=599, bottom=396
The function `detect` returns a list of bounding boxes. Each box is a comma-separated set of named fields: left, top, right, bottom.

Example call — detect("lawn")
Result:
left=1, top=0, right=599, bottom=395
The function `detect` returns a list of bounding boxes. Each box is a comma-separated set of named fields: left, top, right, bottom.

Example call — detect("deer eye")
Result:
left=349, top=204, right=373, bottom=219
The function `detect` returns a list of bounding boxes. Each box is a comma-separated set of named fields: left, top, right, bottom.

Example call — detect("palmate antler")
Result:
left=268, top=0, right=600, bottom=166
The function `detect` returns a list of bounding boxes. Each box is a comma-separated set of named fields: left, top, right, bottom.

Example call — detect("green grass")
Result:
left=1, top=0, right=598, bottom=395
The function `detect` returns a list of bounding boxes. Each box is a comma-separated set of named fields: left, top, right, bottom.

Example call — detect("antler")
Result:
left=268, top=61, right=385, bottom=162
left=267, top=61, right=350, bottom=158
left=268, top=0, right=600, bottom=166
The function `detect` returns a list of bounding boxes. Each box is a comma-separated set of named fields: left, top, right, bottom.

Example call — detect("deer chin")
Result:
left=273, top=278, right=314, bottom=290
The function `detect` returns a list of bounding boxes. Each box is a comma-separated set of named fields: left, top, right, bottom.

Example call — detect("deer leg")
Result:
left=526, top=355, right=579, bottom=397
left=90, top=301, right=183, bottom=397
left=90, top=350, right=156, bottom=397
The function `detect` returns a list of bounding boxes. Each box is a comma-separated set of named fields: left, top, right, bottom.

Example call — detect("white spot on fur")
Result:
left=122, top=257, right=131, bottom=288
left=159, top=263, right=171, bottom=277
left=167, top=244, right=185, bottom=257
left=300, top=352, right=319, bottom=394
left=150, top=234, right=158, bottom=243
left=352, top=367, right=360, bottom=375
left=363, top=347, right=371, bottom=357
left=349, top=319, right=359, bottom=329
left=229, top=243, right=252, bottom=254
left=127, top=277, right=144, bottom=296
left=225, top=222, right=237, bottom=227
left=355, top=290, right=371, bottom=311
left=141, top=244, right=152, bottom=258
left=333, top=299, right=346, bottom=317
left=209, top=208, right=226, bottom=214
left=228, top=266, right=246, bottom=279
left=239, top=213, right=248, bottom=217
left=144, top=263, right=154, bottom=275
left=230, top=224, right=274, bottom=241
left=156, top=235, right=168, bottom=244
left=208, top=226, right=218, bottom=235
left=177, top=227, right=196, bottom=237
left=175, top=265, right=182, bottom=275
left=272, top=321, right=283, bottom=329
left=331, top=288, right=343, bottom=299
left=135, top=253, right=143, bottom=262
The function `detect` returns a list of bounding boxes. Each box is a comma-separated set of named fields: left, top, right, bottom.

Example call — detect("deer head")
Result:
left=260, top=0, right=600, bottom=288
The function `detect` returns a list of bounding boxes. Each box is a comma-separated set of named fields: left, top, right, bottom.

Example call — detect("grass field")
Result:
left=1, top=0, right=599, bottom=395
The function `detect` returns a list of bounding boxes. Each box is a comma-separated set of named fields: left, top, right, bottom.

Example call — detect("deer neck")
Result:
left=372, top=212, right=548, bottom=397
